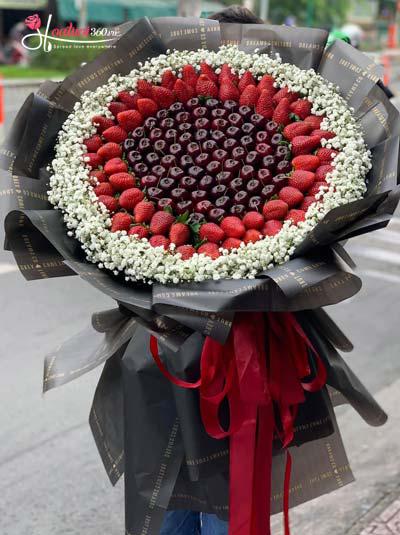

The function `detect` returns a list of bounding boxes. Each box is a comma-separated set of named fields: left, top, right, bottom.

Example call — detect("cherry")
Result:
left=194, top=129, right=208, bottom=142
left=223, top=100, right=238, bottom=113
left=215, top=196, right=231, bottom=210
left=189, top=212, right=206, bottom=224
left=132, top=126, right=145, bottom=141
left=123, top=138, right=135, bottom=151
left=154, top=140, right=167, bottom=154
left=193, top=107, right=208, bottom=119
left=179, top=132, right=192, bottom=147
left=230, top=177, right=244, bottom=191
left=242, top=123, right=256, bottom=135
left=188, top=166, right=204, bottom=179
left=226, top=126, right=241, bottom=139
left=276, top=160, right=292, bottom=174
left=169, top=167, right=185, bottom=180
left=156, top=109, right=168, bottom=120
left=250, top=114, right=266, bottom=128
left=224, top=159, right=241, bottom=174
left=164, top=129, right=178, bottom=144
left=233, top=191, right=249, bottom=205
left=160, top=154, right=175, bottom=169
left=241, top=135, right=255, bottom=151
left=257, top=169, right=272, bottom=184
left=248, top=196, right=263, bottom=211
left=211, top=184, right=228, bottom=199
left=140, top=175, right=158, bottom=188
left=272, top=174, right=288, bottom=190
left=199, top=175, right=215, bottom=190
left=187, top=142, right=201, bottom=158
left=206, top=161, right=222, bottom=175
left=213, top=149, right=228, bottom=163
left=185, top=98, right=200, bottom=111
left=262, top=155, right=276, bottom=170
left=270, top=133, right=283, bottom=147
left=149, top=129, right=163, bottom=143
left=178, top=122, right=192, bottom=134
left=246, top=179, right=262, bottom=195
left=191, top=189, right=208, bottom=202
left=176, top=111, right=190, bottom=123
left=159, top=177, right=174, bottom=192
left=170, top=102, right=185, bottom=114
left=211, top=130, right=226, bottom=145
left=216, top=171, right=233, bottom=186
left=203, top=140, right=218, bottom=153
left=275, top=145, right=291, bottom=161
left=176, top=200, right=193, bottom=215
left=158, top=198, right=175, bottom=210
left=255, top=131, right=269, bottom=144
left=160, top=117, right=175, bottom=130
left=147, top=186, right=163, bottom=200
left=171, top=187, right=189, bottom=201
left=223, top=138, right=239, bottom=152
left=230, top=204, right=246, bottom=216
left=256, top=143, right=273, bottom=157
left=238, top=105, right=252, bottom=119
left=228, top=113, right=243, bottom=128
left=196, top=200, right=213, bottom=214
left=144, top=117, right=157, bottom=130
left=208, top=207, right=226, bottom=222
left=232, top=146, right=246, bottom=160
left=266, top=121, right=279, bottom=135
left=180, top=176, right=197, bottom=191
left=261, top=184, right=275, bottom=200
left=211, top=108, right=228, bottom=119
left=170, top=143, right=183, bottom=158
left=195, top=117, right=211, bottom=130
left=195, top=153, right=211, bottom=166
left=245, top=151, right=260, bottom=166
left=133, top=163, right=149, bottom=177
left=205, top=99, right=219, bottom=110
left=145, top=152, right=160, bottom=166
left=240, top=165, right=255, bottom=181
left=138, top=138, right=151, bottom=152
left=127, top=150, right=142, bottom=165
left=211, top=118, right=228, bottom=131
left=179, top=155, right=194, bottom=170
left=152, top=165, right=166, bottom=178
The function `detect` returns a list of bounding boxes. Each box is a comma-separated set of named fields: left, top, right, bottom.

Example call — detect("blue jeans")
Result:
left=160, top=510, right=228, bottom=535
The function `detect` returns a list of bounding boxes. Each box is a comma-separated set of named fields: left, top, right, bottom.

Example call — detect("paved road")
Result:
left=1, top=83, right=400, bottom=534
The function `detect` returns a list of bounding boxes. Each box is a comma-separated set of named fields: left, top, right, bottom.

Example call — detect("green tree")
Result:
left=268, top=0, right=350, bottom=28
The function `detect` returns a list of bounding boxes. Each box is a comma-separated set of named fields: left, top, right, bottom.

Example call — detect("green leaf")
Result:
left=176, top=211, right=190, bottom=223
left=163, top=205, right=173, bottom=214
left=289, top=113, right=301, bottom=122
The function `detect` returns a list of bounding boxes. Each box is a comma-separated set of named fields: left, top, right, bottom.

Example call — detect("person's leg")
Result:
left=201, top=513, right=229, bottom=535
left=160, top=510, right=201, bottom=535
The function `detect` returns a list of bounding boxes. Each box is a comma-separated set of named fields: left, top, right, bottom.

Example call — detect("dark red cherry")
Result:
left=165, top=129, right=178, bottom=144
left=266, top=121, right=279, bottom=135
left=211, top=130, right=226, bottom=144
left=276, top=160, right=292, bottom=174
left=199, top=175, right=215, bottom=190
left=195, top=153, right=211, bottom=166
left=188, top=165, right=204, bottom=179
left=223, top=138, right=239, bottom=152
left=180, top=176, right=197, bottom=191
left=261, top=184, right=275, bottom=200
left=240, top=136, right=255, bottom=151
left=245, top=151, right=260, bottom=166
left=140, top=175, right=158, bottom=188
left=185, top=98, right=200, bottom=111
left=170, top=167, right=185, bottom=180
left=193, top=106, right=208, bottom=118
left=240, top=165, right=255, bottom=181
left=147, top=186, right=163, bottom=200
left=255, top=131, right=269, bottom=144
left=238, top=105, right=252, bottom=119
left=160, top=117, right=175, bottom=130
left=179, top=155, right=194, bottom=170
left=275, top=145, right=291, bottom=161
left=230, top=177, right=244, bottom=191
left=179, top=132, right=192, bottom=147
left=257, top=168, right=272, bottom=184
left=215, top=196, right=231, bottom=210
left=250, top=113, right=266, bottom=128
left=242, top=122, right=256, bottom=135
left=213, top=149, right=228, bottom=163
left=195, top=117, right=211, bottom=130
left=206, top=160, right=222, bottom=175
left=226, top=125, right=241, bottom=139
left=178, top=122, right=192, bottom=134
left=187, top=142, right=201, bottom=158
left=248, top=196, right=263, bottom=211
left=228, top=113, right=243, bottom=128
left=230, top=204, right=246, bottom=216
left=194, top=129, right=208, bottom=142
left=171, top=187, right=189, bottom=201
left=272, top=174, right=288, bottom=190
left=202, top=140, right=217, bottom=154
left=144, top=117, right=157, bottom=130
left=234, top=191, right=249, bottom=205
left=176, top=111, right=190, bottom=123
left=156, top=109, right=168, bottom=120
left=262, top=155, right=276, bottom=170
left=123, top=138, right=135, bottom=151
left=145, top=152, right=160, bottom=166
left=169, top=102, right=185, bottom=114
left=211, top=108, right=228, bottom=120
left=149, top=129, right=163, bottom=143
left=211, top=184, right=228, bottom=199
left=133, top=163, right=149, bottom=177
left=211, top=118, right=228, bottom=131
left=132, top=126, right=145, bottom=141
left=152, top=165, right=166, bottom=178
left=127, top=150, right=142, bottom=165
left=205, top=99, right=219, bottom=111
left=154, top=140, right=167, bottom=154
left=176, top=200, right=193, bottom=215
left=223, top=100, right=238, bottom=113
left=224, top=159, right=241, bottom=174
left=246, top=179, right=262, bottom=195
left=196, top=200, right=213, bottom=214
left=189, top=212, right=206, bottom=224
left=232, top=146, right=246, bottom=160
left=216, top=171, right=232, bottom=186
left=256, top=143, right=273, bottom=157
left=271, top=133, right=283, bottom=147
left=161, top=154, right=175, bottom=169
left=208, top=207, right=226, bottom=222
left=157, top=198, right=175, bottom=211
left=138, top=138, right=151, bottom=152
left=170, top=144, right=183, bottom=158
left=191, top=189, right=208, bottom=202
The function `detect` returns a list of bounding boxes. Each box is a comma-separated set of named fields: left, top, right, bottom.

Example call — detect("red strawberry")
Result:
left=102, top=126, right=127, bottom=144
left=117, top=110, right=143, bottom=132
left=182, top=65, right=198, bottom=87
left=149, top=235, right=170, bottom=250
left=94, top=183, right=114, bottom=197
left=219, top=63, right=238, bottom=84
left=222, top=238, right=242, bottom=250
left=137, top=98, right=158, bottom=118
left=198, top=242, right=220, bottom=259
left=173, top=79, right=194, bottom=102
left=119, top=188, right=144, bottom=211
left=263, top=200, right=289, bottom=221
left=84, top=135, right=102, bottom=152
left=304, top=115, right=323, bottom=129
left=311, top=129, right=336, bottom=141
left=134, top=201, right=155, bottom=223
left=286, top=209, right=306, bottom=225
left=169, top=222, right=190, bottom=246
left=104, top=158, right=128, bottom=175
left=315, top=165, right=333, bottom=181
left=128, top=225, right=150, bottom=239
left=279, top=186, right=304, bottom=208
left=109, top=172, right=136, bottom=191
left=258, top=74, right=276, bottom=91
left=300, top=196, right=317, bottom=211
left=219, top=80, right=240, bottom=102
left=89, top=169, right=107, bottom=184
left=176, top=244, right=196, bottom=260
left=244, top=229, right=261, bottom=244
left=283, top=121, right=313, bottom=141
left=150, top=211, right=175, bottom=236
left=196, top=74, right=218, bottom=99
left=288, top=170, right=315, bottom=192
left=200, top=62, right=218, bottom=83
left=83, top=153, right=102, bottom=169
left=291, top=135, right=321, bottom=156
left=273, top=87, right=299, bottom=105
left=137, top=79, right=153, bottom=98
left=243, top=211, right=264, bottom=230
left=108, top=101, right=128, bottom=117
left=199, top=223, right=225, bottom=244
left=290, top=99, right=312, bottom=120
left=152, top=86, right=176, bottom=108
left=255, top=89, right=274, bottom=119
left=292, top=155, right=320, bottom=171
left=97, top=142, right=122, bottom=160
left=315, top=148, right=339, bottom=164
left=98, top=195, right=118, bottom=213
left=91, top=115, right=115, bottom=134
left=308, top=181, right=329, bottom=196
left=273, top=97, right=291, bottom=126
left=118, top=90, right=138, bottom=109
left=238, top=71, right=256, bottom=92
left=220, top=216, right=246, bottom=239
left=111, top=212, right=131, bottom=232
left=262, top=220, right=283, bottom=236
left=161, top=69, right=177, bottom=90
left=239, top=85, right=259, bottom=107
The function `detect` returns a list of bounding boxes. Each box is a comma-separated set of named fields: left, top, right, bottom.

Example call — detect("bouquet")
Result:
left=1, top=17, right=399, bottom=535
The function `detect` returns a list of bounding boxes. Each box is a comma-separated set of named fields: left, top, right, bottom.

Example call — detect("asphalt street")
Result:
left=1, top=80, right=400, bottom=535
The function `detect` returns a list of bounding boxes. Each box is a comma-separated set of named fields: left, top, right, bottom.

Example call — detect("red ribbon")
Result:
left=149, top=312, right=326, bottom=535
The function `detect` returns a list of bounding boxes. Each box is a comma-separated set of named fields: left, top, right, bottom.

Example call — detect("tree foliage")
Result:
left=268, top=0, right=350, bottom=28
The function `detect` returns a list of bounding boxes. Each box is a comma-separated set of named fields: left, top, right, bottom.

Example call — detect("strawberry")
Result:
left=94, top=183, right=114, bottom=196
left=291, top=135, right=321, bottom=156
left=108, top=101, right=128, bottom=117
left=84, top=135, right=103, bottom=152
left=263, top=200, right=289, bottom=221
left=315, top=148, right=339, bottom=164
left=255, top=89, right=274, bottom=119
left=118, top=90, right=138, bottom=109
left=219, top=63, right=238, bottom=84
left=273, top=97, right=291, bottom=126
left=89, top=169, right=107, bottom=184
left=311, top=129, right=336, bottom=141
left=91, top=115, right=115, bottom=134
left=128, top=225, right=149, bottom=239
left=176, top=244, right=196, bottom=260
left=97, top=142, right=122, bottom=160
left=199, top=222, right=225, bottom=244
left=161, top=69, right=177, bottom=90
left=304, top=115, right=323, bottom=129
left=169, top=222, right=190, bottom=246
left=137, top=98, right=158, bottom=118
left=152, top=86, right=176, bottom=108
left=243, top=211, right=264, bottom=230
left=182, top=65, right=198, bottom=87
left=219, top=80, right=240, bottom=102
left=258, top=74, right=276, bottom=92
left=134, top=201, right=155, bottom=223
left=102, top=126, right=127, bottom=144
left=273, top=87, right=299, bottom=105
left=283, top=121, right=313, bottom=141
left=111, top=212, right=131, bottom=232
left=300, top=196, right=317, bottom=211
left=104, top=158, right=128, bottom=175
left=150, top=211, right=175, bottom=236
left=290, top=99, right=312, bottom=120
left=244, top=229, right=261, bottom=244
left=137, top=79, right=153, bottom=98
left=292, top=155, right=320, bottom=171
left=239, top=85, right=259, bottom=107
left=98, top=195, right=118, bottom=213
left=149, top=235, right=170, bottom=250
left=200, top=62, right=218, bottom=83
left=109, top=172, right=136, bottom=191
left=286, top=209, right=306, bottom=225
left=279, top=186, right=304, bottom=208
left=262, top=220, right=283, bottom=236
left=117, top=110, right=143, bottom=132
left=288, top=170, right=315, bottom=192
left=83, top=153, right=102, bottom=169
left=315, top=165, right=333, bottom=181
left=119, top=188, right=144, bottom=211
left=222, top=238, right=242, bottom=250
left=196, top=74, right=218, bottom=99
left=220, top=216, right=246, bottom=239
left=198, top=242, right=220, bottom=259
left=173, top=79, right=194, bottom=102
left=308, top=181, right=329, bottom=196
left=238, top=71, right=256, bottom=92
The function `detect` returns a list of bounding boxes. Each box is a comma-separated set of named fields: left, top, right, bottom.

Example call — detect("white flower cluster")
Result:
left=49, top=46, right=371, bottom=284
